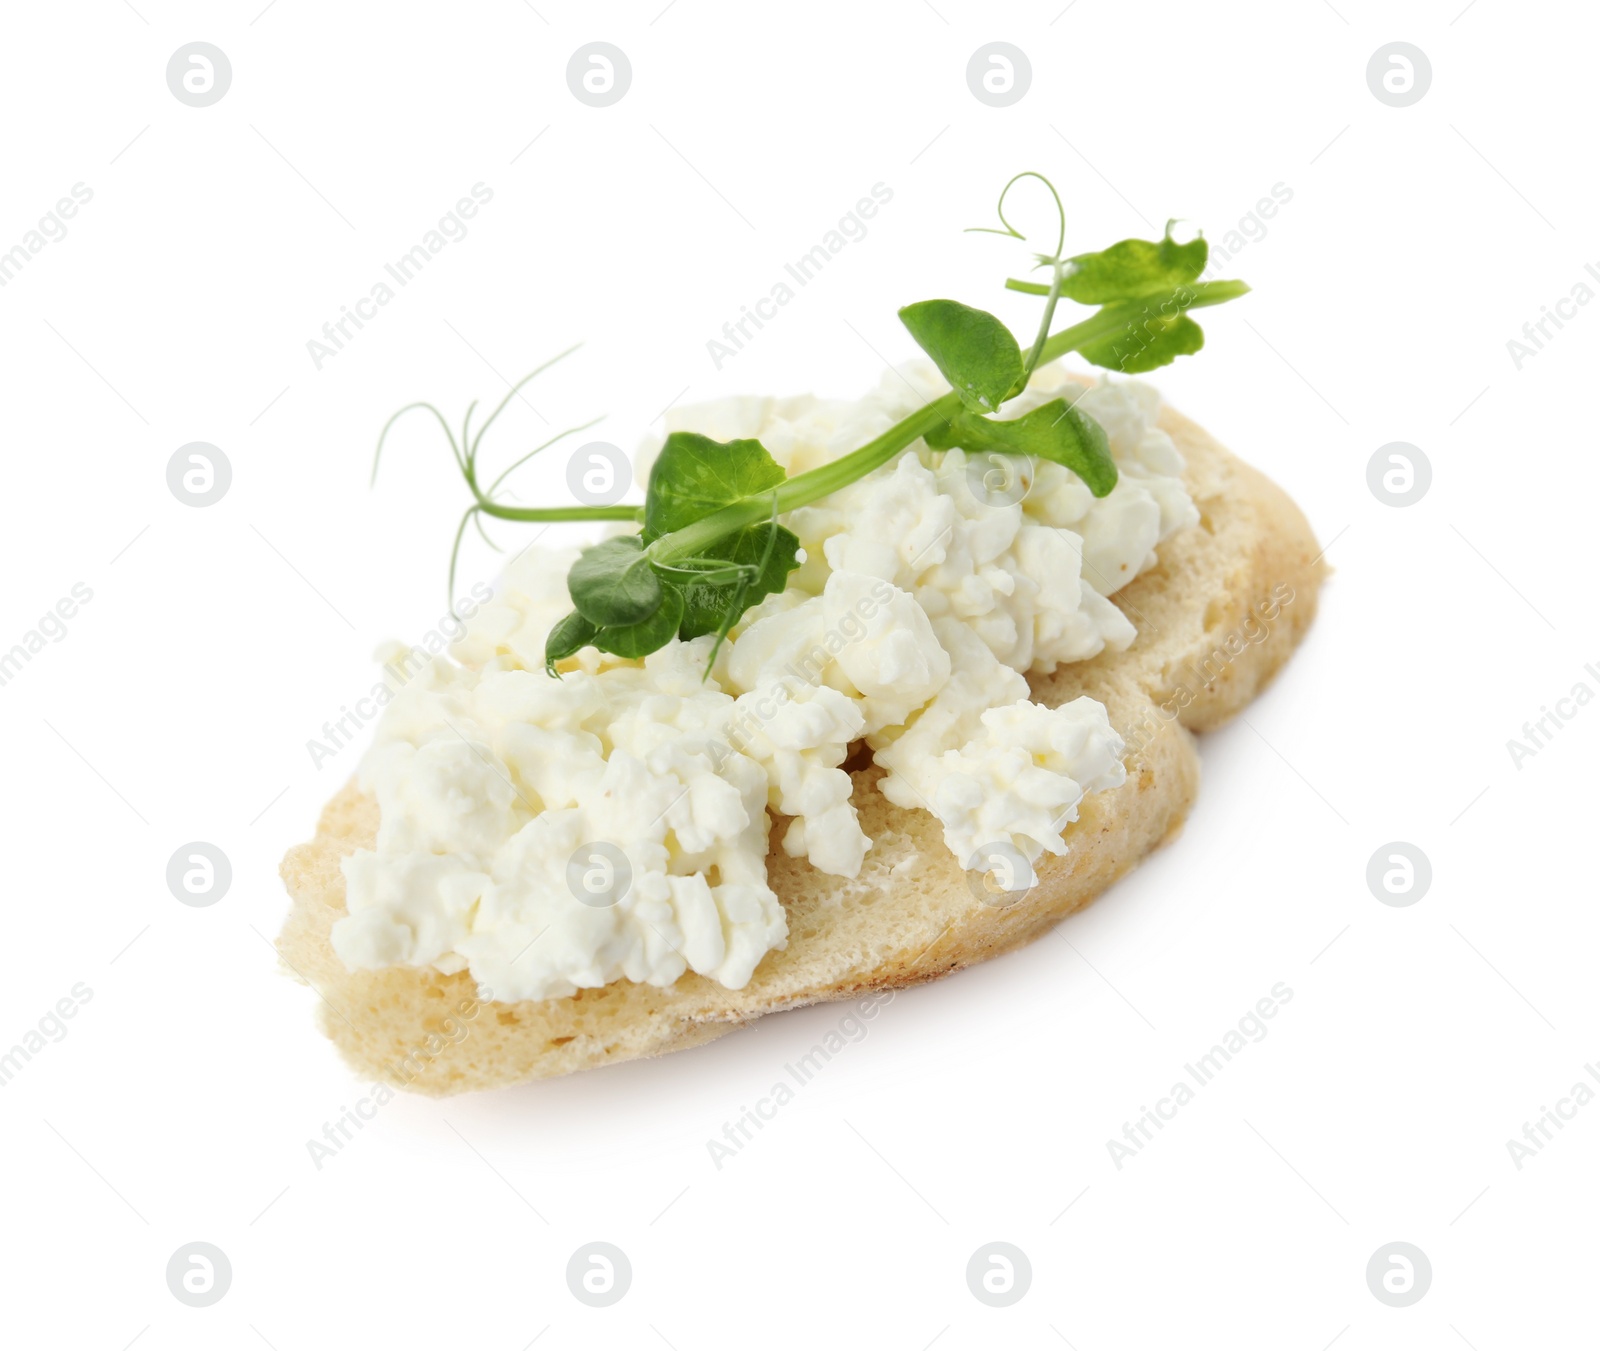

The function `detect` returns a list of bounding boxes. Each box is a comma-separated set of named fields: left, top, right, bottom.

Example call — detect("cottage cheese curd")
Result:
left=333, top=363, right=1195, bottom=1002
left=333, top=641, right=787, bottom=1001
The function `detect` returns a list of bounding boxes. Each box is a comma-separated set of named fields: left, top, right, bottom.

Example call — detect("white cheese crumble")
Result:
left=332, top=363, right=1195, bottom=1002
left=333, top=643, right=787, bottom=1001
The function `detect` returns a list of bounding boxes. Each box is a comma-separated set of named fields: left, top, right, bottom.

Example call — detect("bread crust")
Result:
left=276, top=404, right=1325, bottom=1094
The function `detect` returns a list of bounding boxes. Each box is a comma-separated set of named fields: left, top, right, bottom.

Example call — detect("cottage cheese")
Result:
left=333, top=643, right=787, bottom=1001
left=333, top=362, right=1194, bottom=1001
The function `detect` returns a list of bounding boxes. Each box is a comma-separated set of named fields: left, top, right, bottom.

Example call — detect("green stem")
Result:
left=647, top=395, right=961, bottom=563
left=1020, top=256, right=1066, bottom=381
left=646, top=279, right=1248, bottom=564
left=478, top=502, right=644, bottom=523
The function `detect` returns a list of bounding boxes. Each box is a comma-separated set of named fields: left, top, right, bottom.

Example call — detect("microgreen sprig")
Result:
left=374, top=173, right=1249, bottom=676
left=372, top=343, right=643, bottom=601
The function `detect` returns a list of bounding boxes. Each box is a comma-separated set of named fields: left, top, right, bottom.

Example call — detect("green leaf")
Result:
left=925, top=398, right=1118, bottom=497
left=1078, top=313, right=1205, bottom=375
left=1057, top=225, right=1207, bottom=305
left=673, top=524, right=802, bottom=640
left=568, top=536, right=661, bottom=627
left=543, top=611, right=598, bottom=676
left=898, top=299, right=1024, bottom=414
left=643, top=433, right=787, bottom=541
left=593, top=586, right=685, bottom=660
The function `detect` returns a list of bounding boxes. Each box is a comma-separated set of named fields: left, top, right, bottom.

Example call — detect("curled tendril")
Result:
left=372, top=402, right=465, bottom=485
left=372, top=344, right=609, bottom=614
left=444, top=417, right=602, bottom=612
left=965, top=171, right=1073, bottom=384
left=964, top=171, right=1067, bottom=263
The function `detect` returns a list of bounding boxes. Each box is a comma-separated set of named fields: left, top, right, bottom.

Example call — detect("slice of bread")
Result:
left=276, top=403, right=1325, bottom=1094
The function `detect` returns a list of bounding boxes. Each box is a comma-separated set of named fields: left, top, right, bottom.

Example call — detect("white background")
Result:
left=1, top=0, right=1594, bottom=1346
